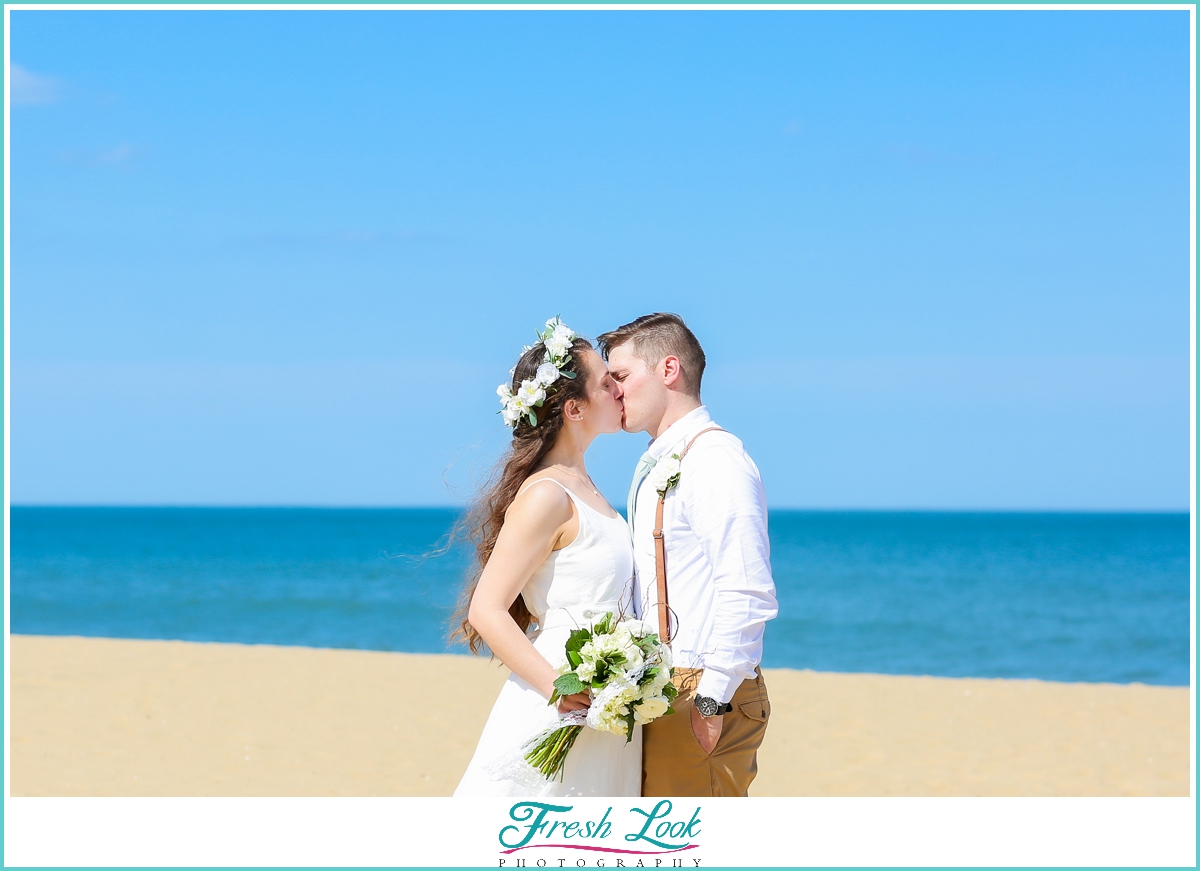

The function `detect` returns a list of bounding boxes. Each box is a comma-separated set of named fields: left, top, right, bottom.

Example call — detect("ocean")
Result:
left=9, top=507, right=1192, bottom=686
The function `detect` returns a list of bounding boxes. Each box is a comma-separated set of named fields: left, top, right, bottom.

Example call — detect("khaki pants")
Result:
left=642, top=667, right=770, bottom=797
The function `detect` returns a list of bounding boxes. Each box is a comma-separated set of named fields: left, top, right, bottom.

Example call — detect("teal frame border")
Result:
left=0, top=2, right=1194, bottom=869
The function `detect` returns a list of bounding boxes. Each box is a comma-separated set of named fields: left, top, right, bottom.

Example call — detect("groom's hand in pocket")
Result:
left=557, top=691, right=592, bottom=714
left=690, top=705, right=724, bottom=754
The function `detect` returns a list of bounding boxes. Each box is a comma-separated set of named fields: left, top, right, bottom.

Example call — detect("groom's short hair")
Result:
left=597, top=312, right=706, bottom=397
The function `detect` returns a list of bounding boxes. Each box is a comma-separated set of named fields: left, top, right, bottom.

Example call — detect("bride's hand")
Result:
left=556, top=691, right=592, bottom=714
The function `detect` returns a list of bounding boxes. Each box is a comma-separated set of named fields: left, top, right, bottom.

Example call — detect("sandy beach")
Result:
left=9, top=634, right=1191, bottom=797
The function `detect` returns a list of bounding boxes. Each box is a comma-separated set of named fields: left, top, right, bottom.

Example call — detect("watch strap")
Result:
left=695, top=695, right=734, bottom=717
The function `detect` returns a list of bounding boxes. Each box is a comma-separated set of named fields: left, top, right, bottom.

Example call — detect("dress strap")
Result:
left=516, top=476, right=576, bottom=500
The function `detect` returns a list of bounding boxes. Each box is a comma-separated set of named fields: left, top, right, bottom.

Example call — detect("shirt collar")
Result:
left=646, top=405, right=713, bottom=460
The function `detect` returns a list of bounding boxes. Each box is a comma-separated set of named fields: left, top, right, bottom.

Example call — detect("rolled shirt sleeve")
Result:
left=683, top=440, right=779, bottom=704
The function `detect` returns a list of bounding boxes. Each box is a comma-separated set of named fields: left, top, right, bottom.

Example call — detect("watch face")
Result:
left=696, top=696, right=717, bottom=717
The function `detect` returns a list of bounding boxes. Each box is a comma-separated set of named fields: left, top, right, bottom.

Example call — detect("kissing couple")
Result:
left=452, top=312, right=778, bottom=797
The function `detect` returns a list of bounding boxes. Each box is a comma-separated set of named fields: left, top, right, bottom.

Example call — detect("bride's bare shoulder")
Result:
left=505, top=475, right=574, bottom=528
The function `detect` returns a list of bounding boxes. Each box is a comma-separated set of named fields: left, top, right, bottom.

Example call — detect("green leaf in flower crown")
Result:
left=559, top=370, right=576, bottom=379
left=553, top=672, right=586, bottom=697
left=526, top=411, right=537, bottom=427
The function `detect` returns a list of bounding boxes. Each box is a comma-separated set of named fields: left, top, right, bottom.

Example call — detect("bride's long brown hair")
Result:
left=449, top=336, right=595, bottom=655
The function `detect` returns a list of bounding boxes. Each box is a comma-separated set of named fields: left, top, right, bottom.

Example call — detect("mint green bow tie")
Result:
left=627, top=452, right=657, bottom=529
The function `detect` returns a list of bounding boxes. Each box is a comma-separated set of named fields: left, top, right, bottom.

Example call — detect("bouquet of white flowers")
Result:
left=523, top=611, right=677, bottom=781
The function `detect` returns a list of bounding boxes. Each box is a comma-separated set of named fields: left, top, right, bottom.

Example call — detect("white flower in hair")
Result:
left=517, top=380, right=546, bottom=407
left=541, top=317, right=576, bottom=365
left=647, top=454, right=683, bottom=496
left=496, top=316, right=580, bottom=429
left=497, top=384, right=518, bottom=423
left=544, top=330, right=572, bottom=360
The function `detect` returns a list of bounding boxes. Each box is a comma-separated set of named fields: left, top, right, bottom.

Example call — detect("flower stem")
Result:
left=524, top=725, right=583, bottom=780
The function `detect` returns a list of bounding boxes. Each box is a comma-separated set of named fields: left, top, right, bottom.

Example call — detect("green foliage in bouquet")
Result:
left=527, top=612, right=678, bottom=781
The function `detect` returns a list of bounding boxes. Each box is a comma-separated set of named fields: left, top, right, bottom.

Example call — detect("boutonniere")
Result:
left=648, top=454, right=683, bottom=497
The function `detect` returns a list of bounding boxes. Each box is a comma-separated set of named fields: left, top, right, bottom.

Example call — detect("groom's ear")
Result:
left=661, top=355, right=684, bottom=388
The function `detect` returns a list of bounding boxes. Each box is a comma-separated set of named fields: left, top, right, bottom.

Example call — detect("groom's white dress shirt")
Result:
left=629, top=405, right=778, bottom=705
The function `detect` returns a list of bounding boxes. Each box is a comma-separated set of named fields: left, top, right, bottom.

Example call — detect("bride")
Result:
left=451, top=318, right=641, bottom=797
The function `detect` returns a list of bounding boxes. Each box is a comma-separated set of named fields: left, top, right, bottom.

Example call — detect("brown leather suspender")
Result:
left=653, top=426, right=725, bottom=643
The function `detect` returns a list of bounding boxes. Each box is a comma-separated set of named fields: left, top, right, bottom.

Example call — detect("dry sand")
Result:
left=9, top=634, right=1191, bottom=797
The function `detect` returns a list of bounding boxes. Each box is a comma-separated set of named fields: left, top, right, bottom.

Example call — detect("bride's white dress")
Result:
left=453, top=478, right=642, bottom=797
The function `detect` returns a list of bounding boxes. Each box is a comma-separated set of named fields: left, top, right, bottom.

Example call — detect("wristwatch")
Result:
left=694, top=694, right=734, bottom=718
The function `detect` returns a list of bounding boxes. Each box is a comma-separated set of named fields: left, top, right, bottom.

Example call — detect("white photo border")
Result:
left=2, top=3, right=1195, bottom=868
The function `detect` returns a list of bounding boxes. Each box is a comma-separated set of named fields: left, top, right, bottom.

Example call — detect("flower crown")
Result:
left=496, top=317, right=579, bottom=428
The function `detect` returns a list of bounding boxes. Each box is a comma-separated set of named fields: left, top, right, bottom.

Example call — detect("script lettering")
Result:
left=499, top=802, right=575, bottom=849
left=625, top=801, right=692, bottom=850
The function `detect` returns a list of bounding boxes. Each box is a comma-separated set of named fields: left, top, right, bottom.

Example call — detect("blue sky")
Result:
left=10, top=9, right=1191, bottom=509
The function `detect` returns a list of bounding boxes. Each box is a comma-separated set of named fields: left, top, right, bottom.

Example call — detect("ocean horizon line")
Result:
left=9, top=503, right=1192, bottom=515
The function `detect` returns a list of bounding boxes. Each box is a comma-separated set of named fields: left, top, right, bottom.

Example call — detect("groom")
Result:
left=597, top=313, right=778, bottom=797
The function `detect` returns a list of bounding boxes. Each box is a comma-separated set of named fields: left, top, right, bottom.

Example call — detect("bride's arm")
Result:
left=467, top=482, right=590, bottom=712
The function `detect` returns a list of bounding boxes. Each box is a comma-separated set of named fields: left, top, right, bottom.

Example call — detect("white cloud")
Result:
left=228, top=228, right=432, bottom=250
left=95, top=143, right=135, bottom=164
left=53, top=143, right=139, bottom=166
left=10, top=63, right=63, bottom=105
